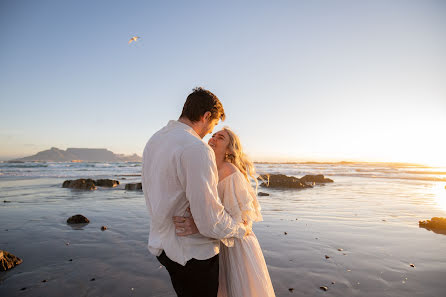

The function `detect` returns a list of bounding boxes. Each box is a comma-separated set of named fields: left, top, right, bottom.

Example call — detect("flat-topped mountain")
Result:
left=10, top=147, right=141, bottom=162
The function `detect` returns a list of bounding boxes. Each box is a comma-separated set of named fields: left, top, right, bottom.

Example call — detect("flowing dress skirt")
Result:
left=217, top=232, right=276, bottom=297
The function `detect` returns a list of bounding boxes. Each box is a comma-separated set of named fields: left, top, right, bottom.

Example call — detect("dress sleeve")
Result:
left=225, top=172, right=263, bottom=224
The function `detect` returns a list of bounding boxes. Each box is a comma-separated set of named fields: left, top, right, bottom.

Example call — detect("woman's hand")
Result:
left=173, top=208, right=199, bottom=236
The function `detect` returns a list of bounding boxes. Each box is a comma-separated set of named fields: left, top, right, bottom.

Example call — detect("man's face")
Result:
left=204, top=117, right=220, bottom=136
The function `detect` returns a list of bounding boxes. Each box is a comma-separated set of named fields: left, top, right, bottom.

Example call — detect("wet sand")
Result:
left=1, top=174, right=446, bottom=297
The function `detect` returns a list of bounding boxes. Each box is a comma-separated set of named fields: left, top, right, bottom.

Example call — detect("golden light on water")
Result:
left=432, top=183, right=446, bottom=212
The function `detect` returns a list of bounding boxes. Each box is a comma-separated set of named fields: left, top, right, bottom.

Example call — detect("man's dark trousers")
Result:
left=157, top=251, right=219, bottom=297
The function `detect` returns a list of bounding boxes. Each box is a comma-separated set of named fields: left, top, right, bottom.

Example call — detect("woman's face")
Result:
left=208, top=130, right=230, bottom=156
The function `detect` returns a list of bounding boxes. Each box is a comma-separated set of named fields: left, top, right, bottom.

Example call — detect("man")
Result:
left=142, top=87, right=248, bottom=297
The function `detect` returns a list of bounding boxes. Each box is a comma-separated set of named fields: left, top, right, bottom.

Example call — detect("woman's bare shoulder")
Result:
left=219, top=162, right=238, bottom=181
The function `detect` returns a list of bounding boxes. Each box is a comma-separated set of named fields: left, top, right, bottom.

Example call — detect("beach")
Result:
left=1, top=162, right=446, bottom=297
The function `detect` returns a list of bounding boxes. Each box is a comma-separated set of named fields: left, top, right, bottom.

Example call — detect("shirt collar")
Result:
left=167, top=120, right=202, bottom=140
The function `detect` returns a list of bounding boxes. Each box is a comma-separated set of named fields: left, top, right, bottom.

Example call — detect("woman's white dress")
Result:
left=217, top=170, right=276, bottom=297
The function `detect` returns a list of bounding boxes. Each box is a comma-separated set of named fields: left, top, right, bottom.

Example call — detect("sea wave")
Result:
left=0, top=164, right=49, bottom=168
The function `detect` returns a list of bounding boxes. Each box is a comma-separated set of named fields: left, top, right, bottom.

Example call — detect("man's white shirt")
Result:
left=142, top=120, right=246, bottom=266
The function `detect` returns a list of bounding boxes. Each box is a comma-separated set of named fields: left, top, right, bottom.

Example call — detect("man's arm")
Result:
left=178, top=143, right=246, bottom=239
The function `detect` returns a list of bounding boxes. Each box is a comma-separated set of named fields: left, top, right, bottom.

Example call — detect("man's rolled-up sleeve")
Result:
left=178, top=143, right=246, bottom=239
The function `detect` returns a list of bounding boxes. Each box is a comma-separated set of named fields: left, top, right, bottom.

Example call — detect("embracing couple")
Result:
left=142, top=87, right=276, bottom=297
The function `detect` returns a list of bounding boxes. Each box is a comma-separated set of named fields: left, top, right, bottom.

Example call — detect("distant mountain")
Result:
left=10, top=147, right=142, bottom=162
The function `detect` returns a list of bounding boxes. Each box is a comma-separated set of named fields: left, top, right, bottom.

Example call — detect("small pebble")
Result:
left=337, top=248, right=343, bottom=251
left=347, top=269, right=351, bottom=272
left=101, top=226, right=107, bottom=231
left=410, top=264, right=415, bottom=268
left=320, top=286, right=328, bottom=291
left=69, top=259, right=73, bottom=262
left=325, top=255, right=330, bottom=259
left=284, top=232, right=288, bottom=235
left=20, top=287, right=26, bottom=291
left=331, top=281, right=335, bottom=284
left=65, top=242, right=70, bottom=246
left=90, top=278, right=96, bottom=281
left=289, top=288, right=294, bottom=292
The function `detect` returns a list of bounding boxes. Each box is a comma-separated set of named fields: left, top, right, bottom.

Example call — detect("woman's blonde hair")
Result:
left=222, top=127, right=258, bottom=191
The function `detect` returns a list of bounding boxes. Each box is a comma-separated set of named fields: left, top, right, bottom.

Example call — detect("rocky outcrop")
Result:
left=258, top=174, right=333, bottom=189
left=125, top=183, right=142, bottom=191
left=300, top=174, right=334, bottom=184
left=62, top=179, right=119, bottom=190
left=1, top=250, right=23, bottom=271
left=419, top=217, right=446, bottom=232
left=259, top=174, right=313, bottom=189
left=62, top=179, right=97, bottom=190
left=67, top=214, right=90, bottom=224
left=95, top=179, right=119, bottom=187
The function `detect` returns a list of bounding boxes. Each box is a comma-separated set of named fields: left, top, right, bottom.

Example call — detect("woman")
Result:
left=177, top=127, right=276, bottom=297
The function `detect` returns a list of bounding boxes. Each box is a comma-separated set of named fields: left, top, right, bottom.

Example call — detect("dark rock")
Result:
left=410, top=263, right=415, bottom=267
left=42, top=279, right=47, bottom=283
left=258, top=174, right=312, bottom=189
left=90, top=278, right=96, bottom=281
left=101, top=226, right=107, bottom=231
left=3, top=200, right=11, bottom=203
left=320, top=286, right=328, bottom=291
left=258, top=192, right=270, bottom=196
left=419, top=217, right=446, bottom=230
left=95, top=179, right=119, bottom=187
left=300, top=174, right=334, bottom=184
left=67, top=214, right=90, bottom=224
left=325, top=255, right=330, bottom=259
left=289, top=288, right=294, bottom=292
left=1, top=250, right=23, bottom=271
left=62, top=179, right=96, bottom=190
left=125, top=183, right=142, bottom=191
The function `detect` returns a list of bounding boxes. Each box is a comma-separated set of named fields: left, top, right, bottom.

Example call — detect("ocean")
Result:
left=1, top=161, right=446, bottom=297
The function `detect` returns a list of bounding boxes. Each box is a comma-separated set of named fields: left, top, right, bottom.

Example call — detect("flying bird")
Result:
left=128, top=36, right=140, bottom=44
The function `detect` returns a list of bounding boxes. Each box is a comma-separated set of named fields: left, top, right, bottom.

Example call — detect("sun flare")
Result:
left=432, top=183, right=446, bottom=212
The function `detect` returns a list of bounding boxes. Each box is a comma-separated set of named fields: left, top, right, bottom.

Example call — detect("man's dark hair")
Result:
left=180, top=87, right=225, bottom=122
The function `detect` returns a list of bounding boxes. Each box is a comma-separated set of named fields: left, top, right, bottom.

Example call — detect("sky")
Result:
left=1, top=0, right=445, bottom=165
